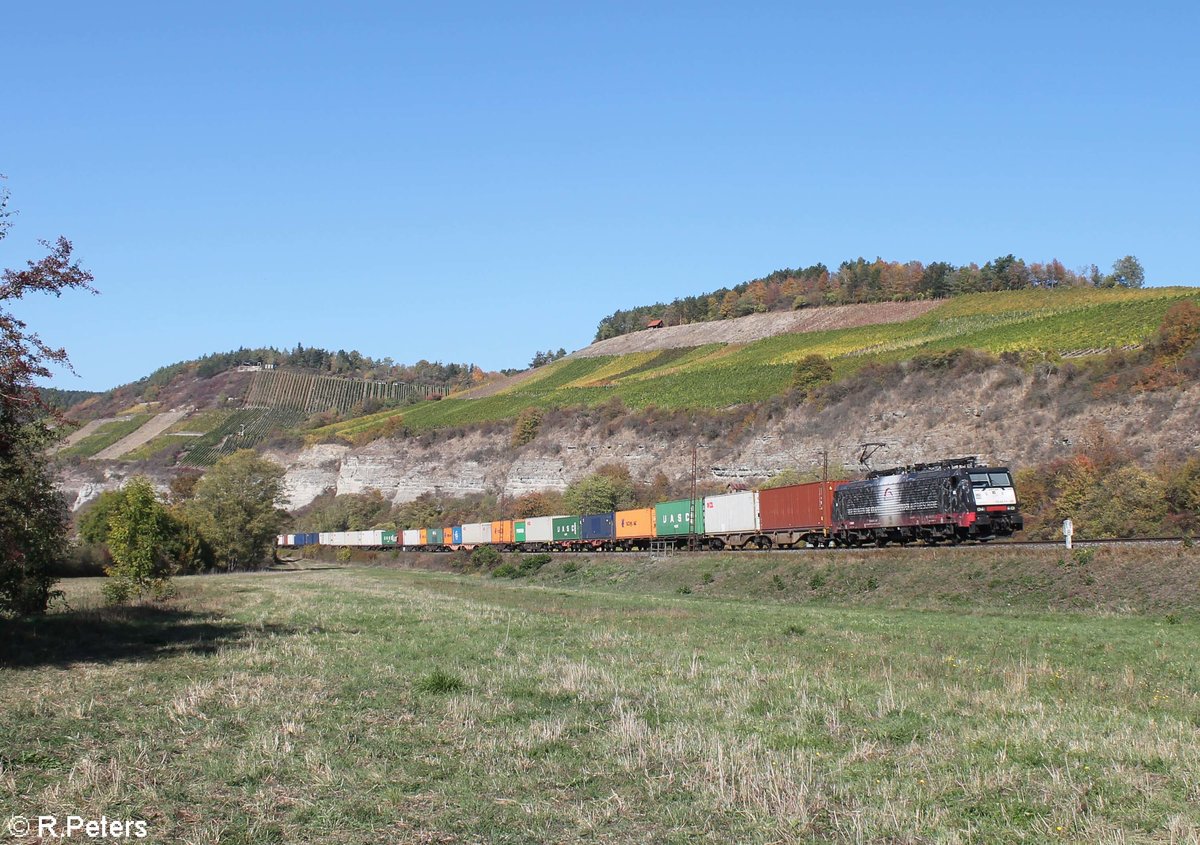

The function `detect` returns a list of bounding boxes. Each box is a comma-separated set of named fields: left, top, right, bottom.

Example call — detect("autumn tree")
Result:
left=0, top=183, right=96, bottom=617
left=511, top=406, right=543, bottom=447
left=508, top=490, right=565, bottom=519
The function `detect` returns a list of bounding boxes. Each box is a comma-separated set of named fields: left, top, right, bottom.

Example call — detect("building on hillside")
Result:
left=646, top=319, right=664, bottom=329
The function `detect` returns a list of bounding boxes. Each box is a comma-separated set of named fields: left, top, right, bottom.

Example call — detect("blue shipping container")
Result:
left=452, top=525, right=463, bottom=544
left=580, top=512, right=615, bottom=540
left=305, top=533, right=320, bottom=545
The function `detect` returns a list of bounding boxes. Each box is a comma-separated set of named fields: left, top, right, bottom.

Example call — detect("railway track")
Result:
left=281, top=536, right=1191, bottom=564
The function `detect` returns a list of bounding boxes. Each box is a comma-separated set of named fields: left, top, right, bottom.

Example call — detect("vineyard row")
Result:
left=244, top=371, right=448, bottom=413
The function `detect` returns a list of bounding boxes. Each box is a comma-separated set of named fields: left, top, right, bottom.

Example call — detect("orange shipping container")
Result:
left=491, top=519, right=515, bottom=544
left=418, top=528, right=428, bottom=545
left=443, top=527, right=455, bottom=545
left=615, top=508, right=656, bottom=539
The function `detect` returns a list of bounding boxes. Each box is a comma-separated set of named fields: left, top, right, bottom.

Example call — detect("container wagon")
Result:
left=702, top=491, right=760, bottom=549
left=615, top=508, right=656, bottom=550
left=758, top=481, right=842, bottom=548
left=580, top=512, right=616, bottom=547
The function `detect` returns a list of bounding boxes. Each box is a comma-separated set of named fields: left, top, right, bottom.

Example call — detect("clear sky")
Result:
left=5, top=1, right=1198, bottom=391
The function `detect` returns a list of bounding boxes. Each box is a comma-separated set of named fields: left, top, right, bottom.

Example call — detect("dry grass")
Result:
left=1, top=566, right=1197, bottom=843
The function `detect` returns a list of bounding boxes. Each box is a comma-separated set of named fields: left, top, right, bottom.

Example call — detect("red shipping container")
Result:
left=758, top=481, right=840, bottom=531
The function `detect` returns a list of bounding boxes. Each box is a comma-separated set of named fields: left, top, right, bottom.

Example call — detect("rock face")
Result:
left=268, top=365, right=1199, bottom=509
left=57, top=363, right=1200, bottom=512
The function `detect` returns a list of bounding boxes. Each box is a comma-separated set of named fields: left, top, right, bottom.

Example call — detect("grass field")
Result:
left=56, top=415, right=153, bottom=459
left=2, top=557, right=1197, bottom=844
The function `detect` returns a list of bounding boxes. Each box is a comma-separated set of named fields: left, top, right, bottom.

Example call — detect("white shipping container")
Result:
left=703, top=491, right=759, bottom=533
left=462, top=522, right=491, bottom=545
left=402, top=529, right=421, bottom=547
left=276, top=535, right=286, bottom=546
left=523, top=516, right=561, bottom=544
left=364, top=530, right=384, bottom=546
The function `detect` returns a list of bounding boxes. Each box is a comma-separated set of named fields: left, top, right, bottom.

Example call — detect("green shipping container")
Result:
left=514, top=521, right=526, bottom=543
left=552, top=516, right=581, bottom=542
left=655, top=499, right=705, bottom=537
left=427, top=527, right=444, bottom=544
left=382, top=530, right=398, bottom=546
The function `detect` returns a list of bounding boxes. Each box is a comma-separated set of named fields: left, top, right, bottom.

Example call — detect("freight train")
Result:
left=278, top=457, right=1022, bottom=552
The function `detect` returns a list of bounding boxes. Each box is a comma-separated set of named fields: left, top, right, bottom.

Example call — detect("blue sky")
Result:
left=5, top=1, right=1198, bottom=391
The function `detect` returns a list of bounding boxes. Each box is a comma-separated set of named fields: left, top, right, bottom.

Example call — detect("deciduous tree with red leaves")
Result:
left=1, top=182, right=96, bottom=616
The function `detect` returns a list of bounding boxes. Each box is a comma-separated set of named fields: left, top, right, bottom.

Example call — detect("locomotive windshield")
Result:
left=969, top=471, right=1012, bottom=487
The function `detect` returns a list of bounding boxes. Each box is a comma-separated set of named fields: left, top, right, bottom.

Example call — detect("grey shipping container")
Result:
left=462, top=522, right=491, bottom=545
left=703, top=491, right=759, bottom=533
left=524, top=515, right=559, bottom=543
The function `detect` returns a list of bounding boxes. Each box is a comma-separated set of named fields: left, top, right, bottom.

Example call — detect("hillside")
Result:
left=336, top=286, right=1199, bottom=438
left=53, top=286, right=1200, bottom=525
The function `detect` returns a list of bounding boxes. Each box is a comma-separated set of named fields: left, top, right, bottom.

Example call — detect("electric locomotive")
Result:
left=831, top=457, right=1022, bottom=546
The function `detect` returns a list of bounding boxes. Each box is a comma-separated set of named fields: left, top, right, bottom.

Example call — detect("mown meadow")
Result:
left=3, top=558, right=1197, bottom=844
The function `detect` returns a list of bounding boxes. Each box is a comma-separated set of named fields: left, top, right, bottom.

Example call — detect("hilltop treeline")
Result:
left=132, top=346, right=486, bottom=396
left=595, top=254, right=1146, bottom=340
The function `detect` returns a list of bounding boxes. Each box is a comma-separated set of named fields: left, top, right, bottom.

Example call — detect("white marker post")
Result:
left=1063, top=518, right=1074, bottom=550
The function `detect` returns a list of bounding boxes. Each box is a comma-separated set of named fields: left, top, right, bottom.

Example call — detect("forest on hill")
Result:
left=595, top=254, right=1146, bottom=340
left=103, top=345, right=488, bottom=406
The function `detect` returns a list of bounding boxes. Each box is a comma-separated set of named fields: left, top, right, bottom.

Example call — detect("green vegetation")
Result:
left=184, top=450, right=287, bottom=569
left=244, top=369, right=448, bottom=414
left=595, top=253, right=1147, bottom=340
left=2, top=561, right=1196, bottom=842
left=564, top=465, right=639, bottom=514
left=101, top=477, right=176, bottom=603
left=180, top=408, right=306, bottom=467
left=374, top=287, right=1200, bottom=433
left=57, top=414, right=152, bottom=458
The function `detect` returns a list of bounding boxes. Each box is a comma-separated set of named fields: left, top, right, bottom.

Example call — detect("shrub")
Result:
left=471, top=545, right=502, bottom=569
left=519, top=553, right=552, bottom=575
left=791, top=354, right=833, bottom=397
left=511, top=407, right=543, bottom=447
left=562, top=560, right=578, bottom=574
left=770, top=573, right=784, bottom=591
left=809, top=571, right=827, bottom=590
left=702, top=571, right=715, bottom=584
